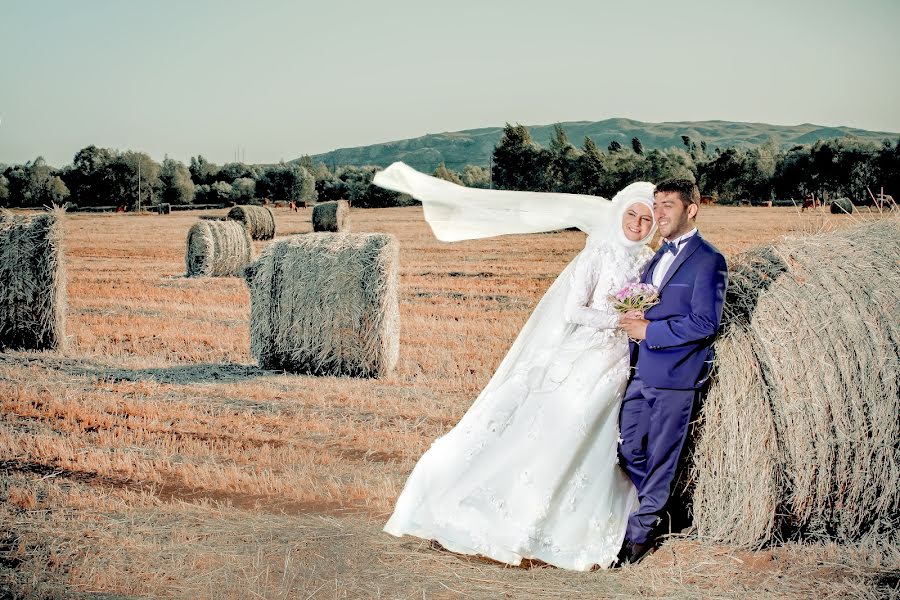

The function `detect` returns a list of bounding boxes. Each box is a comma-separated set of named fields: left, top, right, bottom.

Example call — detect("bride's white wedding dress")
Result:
left=373, top=163, right=656, bottom=571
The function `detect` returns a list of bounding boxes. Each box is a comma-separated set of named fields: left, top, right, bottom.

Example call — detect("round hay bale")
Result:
left=157, top=203, right=171, bottom=215
left=199, top=215, right=228, bottom=221
left=692, top=219, right=900, bottom=546
left=243, top=232, right=399, bottom=377
left=227, top=205, right=275, bottom=240
left=312, top=200, right=350, bottom=232
left=830, top=197, right=855, bottom=214
left=185, top=219, right=253, bottom=277
left=0, top=209, right=66, bottom=351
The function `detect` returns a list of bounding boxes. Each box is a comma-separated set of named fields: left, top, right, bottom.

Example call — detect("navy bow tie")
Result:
left=661, top=239, right=683, bottom=255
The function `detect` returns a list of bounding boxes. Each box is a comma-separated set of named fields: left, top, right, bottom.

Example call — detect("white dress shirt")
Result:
left=651, top=228, right=697, bottom=287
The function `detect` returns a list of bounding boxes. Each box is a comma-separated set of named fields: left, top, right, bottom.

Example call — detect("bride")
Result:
left=373, top=162, right=657, bottom=571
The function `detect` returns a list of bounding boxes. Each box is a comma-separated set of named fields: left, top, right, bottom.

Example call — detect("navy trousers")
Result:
left=618, top=372, right=697, bottom=544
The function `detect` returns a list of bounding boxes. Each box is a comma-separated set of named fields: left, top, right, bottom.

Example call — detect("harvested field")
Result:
left=0, top=205, right=897, bottom=598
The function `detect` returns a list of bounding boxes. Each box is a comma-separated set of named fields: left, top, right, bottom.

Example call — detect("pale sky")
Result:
left=1, top=0, right=898, bottom=167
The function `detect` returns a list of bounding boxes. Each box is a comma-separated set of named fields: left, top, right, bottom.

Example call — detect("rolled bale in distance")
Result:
left=185, top=219, right=253, bottom=277
left=157, top=203, right=171, bottom=215
left=312, top=200, right=350, bottom=232
left=0, top=209, right=66, bottom=351
left=691, top=219, right=900, bottom=546
left=244, top=232, right=399, bottom=377
left=227, top=204, right=275, bottom=240
left=830, top=197, right=854, bottom=214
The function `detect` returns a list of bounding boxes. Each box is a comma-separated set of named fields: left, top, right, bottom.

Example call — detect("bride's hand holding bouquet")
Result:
left=610, top=283, right=660, bottom=343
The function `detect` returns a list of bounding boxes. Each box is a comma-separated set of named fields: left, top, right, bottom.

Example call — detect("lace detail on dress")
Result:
left=383, top=238, right=650, bottom=571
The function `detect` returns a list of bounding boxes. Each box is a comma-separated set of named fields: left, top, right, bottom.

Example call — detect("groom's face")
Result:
left=654, top=191, right=696, bottom=239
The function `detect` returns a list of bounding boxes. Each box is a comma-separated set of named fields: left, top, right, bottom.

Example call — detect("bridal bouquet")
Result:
left=609, top=282, right=661, bottom=316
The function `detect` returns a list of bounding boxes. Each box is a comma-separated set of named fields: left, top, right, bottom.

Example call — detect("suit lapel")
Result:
left=659, top=233, right=702, bottom=290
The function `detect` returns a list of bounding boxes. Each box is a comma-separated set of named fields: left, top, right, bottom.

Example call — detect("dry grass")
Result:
left=0, top=209, right=66, bottom=351
left=246, top=233, right=400, bottom=377
left=228, top=205, right=276, bottom=240
left=312, top=200, right=350, bottom=232
left=185, top=218, right=253, bottom=278
left=693, top=219, right=900, bottom=546
left=0, top=205, right=897, bottom=598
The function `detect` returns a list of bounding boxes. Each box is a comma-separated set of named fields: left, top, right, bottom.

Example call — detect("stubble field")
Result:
left=0, top=205, right=896, bottom=599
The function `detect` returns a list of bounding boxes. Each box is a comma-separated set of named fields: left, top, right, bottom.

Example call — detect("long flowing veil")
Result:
left=373, top=162, right=655, bottom=409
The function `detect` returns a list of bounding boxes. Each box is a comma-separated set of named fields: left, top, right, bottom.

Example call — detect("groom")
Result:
left=617, top=178, right=728, bottom=565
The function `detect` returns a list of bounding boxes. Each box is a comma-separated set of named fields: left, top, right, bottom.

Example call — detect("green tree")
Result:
left=698, top=147, right=751, bottom=202
left=159, top=157, right=195, bottom=205
left=299, top=155, right=315, bottom=172
left=603, top=150, right=644, bottom=195
left=218, top=162, right=250, bottom=183
left=631, top=137, right=644, bottom=155
left=874, top=138, right=900, bottom=201
left=67, top=145, right=115, bottom=207
left=208, top=181, right=233, bottom=202
left=640, top=149, right=695, bottom=184
left=258, top=163, right=316, bottom=203
left=461, top=165, right=491, bottom=188
left=2, top=157, right=69, bottom=207
left=547, top=124, right=581, bottom=193
left=45, top=176, right=70, bottom=205
left=334, top=165, right=408, bottom=208
left=575, top=137, right=607, bottom=196
left=231, top=177, right=256, bottom=203
left=189, top=155, right=219, bottom=186
left=105, top=152, right=160, bottom=209
left=607, top=140, right=622, bottom=153
left=0, top=175, right=9, bottom=207
left=433, top=162, right=463, bottom=184
left=492, top=123, right=550, bottom=191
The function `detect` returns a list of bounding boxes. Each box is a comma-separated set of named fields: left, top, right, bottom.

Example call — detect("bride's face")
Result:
left=621, top=203, right=653, bottom=242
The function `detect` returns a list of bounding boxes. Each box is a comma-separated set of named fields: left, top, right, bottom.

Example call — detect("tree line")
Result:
left=2, top=126, right=898, bottom=209
left=481, top=124, right=900, bottom=204
left=0, top=146, right=409, bottom=210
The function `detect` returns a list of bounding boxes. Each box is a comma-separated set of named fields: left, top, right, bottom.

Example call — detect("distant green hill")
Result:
left=303, top=118, right=898, bottom=172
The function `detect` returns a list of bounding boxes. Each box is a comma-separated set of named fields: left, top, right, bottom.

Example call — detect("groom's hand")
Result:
left=620, top=317, right=649, bottom=340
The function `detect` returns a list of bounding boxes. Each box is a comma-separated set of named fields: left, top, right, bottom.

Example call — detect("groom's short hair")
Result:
left=654, top=179, right=701, bottom=207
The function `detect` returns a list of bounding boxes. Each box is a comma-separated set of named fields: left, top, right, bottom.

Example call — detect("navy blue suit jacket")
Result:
left=630, top=233, right=728, bottom=390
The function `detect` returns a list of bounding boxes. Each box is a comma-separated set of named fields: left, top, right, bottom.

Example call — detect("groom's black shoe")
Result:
left=625, top=540, right=655, bottom=564
left=613, top=538, right=657, bottom=567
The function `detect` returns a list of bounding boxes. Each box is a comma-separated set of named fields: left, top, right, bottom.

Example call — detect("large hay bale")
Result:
left=830, top=197, right=855, bottom=214
left=312, top=200, right=350, bottom=232
left=227, top=205, right=275, bottom=240
left=244, top=233, right=399, bottom=377
left=692, top=219, right=900, bottom=546
left=185, top=219, right=253, bottom=277
left=0, top=209, right=66, bottom=351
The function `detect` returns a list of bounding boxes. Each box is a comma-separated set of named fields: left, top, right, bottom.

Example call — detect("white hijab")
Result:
left=373, top=162, right=656, bottom=408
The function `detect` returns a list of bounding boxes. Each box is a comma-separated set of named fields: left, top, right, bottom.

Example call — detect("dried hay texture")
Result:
left=312, top=200, right=350, bottom=232
left=244, top=232, right=399, bottom=377
left=692, top=218, right=900, bottom=546
left=185, top=219, right=253, bottom=277
left=831, top=197, right=855, bottom=214
left=227, top=205, right=275, bottom=240
left=0, top=209, right=67, bottom=351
